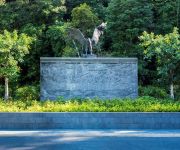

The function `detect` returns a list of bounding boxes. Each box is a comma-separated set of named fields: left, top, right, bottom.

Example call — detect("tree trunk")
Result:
left=4, top=77, right=9, bottom=100
left=169, top=70, right=175, bottom=99
left=170, top=82, right=174, bottom=99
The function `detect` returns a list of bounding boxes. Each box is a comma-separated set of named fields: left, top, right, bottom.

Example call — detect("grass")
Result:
left=0, top=96, right=180, bottom=112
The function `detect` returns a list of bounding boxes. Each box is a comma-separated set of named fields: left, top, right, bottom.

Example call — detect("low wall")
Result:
left=40, top=57, right=138, bottom=100
left=0, top=113, right=179, bottom=129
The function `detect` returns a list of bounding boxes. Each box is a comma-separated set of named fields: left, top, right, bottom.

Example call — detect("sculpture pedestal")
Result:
left=40, top=57, right=138, bottom=100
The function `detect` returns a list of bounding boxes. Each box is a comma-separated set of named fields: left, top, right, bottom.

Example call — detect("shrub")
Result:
left=15, top=85, right=39, bottom=100
left=0, top=96, right=179, bottom=112
left=139, top=86, right=168, bottom=99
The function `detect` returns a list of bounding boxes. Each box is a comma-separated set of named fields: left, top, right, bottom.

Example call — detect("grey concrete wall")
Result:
left=0, top=113, right=180, bottom=129
left=40, top=57, right=138, bottom=100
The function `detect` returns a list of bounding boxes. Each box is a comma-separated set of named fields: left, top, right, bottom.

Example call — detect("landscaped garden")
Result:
left=0, top=2, right=180, bottom=150
left=0, top=0, right=179, bottom=109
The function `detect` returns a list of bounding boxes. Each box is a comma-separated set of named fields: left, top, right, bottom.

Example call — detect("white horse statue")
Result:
left=67, top=22, right=107, bottom=57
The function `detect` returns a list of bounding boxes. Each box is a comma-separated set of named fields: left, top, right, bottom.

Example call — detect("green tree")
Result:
left=71, top=3, right=99, bottom=36
left=19, top=23, right=46, bottom=83
left=65, top=0, right=110, bottom=20
left=0, top=0, right=66, bottom=31
left=152, top=0, right=179, bottom=34
left=46, top=24, right=68, bottom=56
left=107, top=0, right=153, bottom=56
left=0, top=30, right=32, bottom=100
left=139, top=27, right=180, bottom=99
left=0, top=0, right=66, bottom=84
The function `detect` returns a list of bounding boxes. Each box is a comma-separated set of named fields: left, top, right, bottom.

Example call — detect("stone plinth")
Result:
left=40, top=57, right=138, bottom=100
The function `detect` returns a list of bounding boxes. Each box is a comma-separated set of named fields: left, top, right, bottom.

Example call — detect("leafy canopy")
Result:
left=0, top=30, right=32, bottom=78
left=71, top=3, right=99, bottom=36
left=107, top=0, right=153, bottom=56
left=139, top=27, right=180, bottom=83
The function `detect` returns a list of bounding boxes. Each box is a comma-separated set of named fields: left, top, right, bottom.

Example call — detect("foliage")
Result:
left=0, top=85, right=4, bottom=97
left=46, top=23, right=68, bottom=56
left=106, top=0, right=180, bottom=85
left=15, top=85, right=39, bottom=101
left=0, top=0, right=179, bottom=99
left=152, top=0, right=179, bottom=34
left=62, top=46, right=77, bottom=57
left=65, top=0, right=109, bottom=20
left=19, top=24, right=46, bottom=82
left=139, top=86, right=168, bottom=99
left=0, top=0, right=66, bottom=83
left=0, top=30, right=32, bottom=79
left=106, top=0, right=153, bottom=56
left=0, top=0, right=66, bottom=31
left=0, top=97, right=179, bottom=112
left=139, top=27, right=180, bottom=98
left=140, top=27, right=180, bottom=79
left=71, top=3, right=99, bottom=36
left=0, top=84, right=14, bottom=98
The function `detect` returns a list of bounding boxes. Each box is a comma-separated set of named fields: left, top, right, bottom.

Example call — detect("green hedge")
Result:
left=139, top=86, right=168, bottom=99
left=0, top=96, right=179, bottom=112
left=15, top=85, right=39, bottom=100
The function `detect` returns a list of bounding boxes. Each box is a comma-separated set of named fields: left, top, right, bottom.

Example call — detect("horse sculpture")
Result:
left=67, top=22, right=107, bottom=57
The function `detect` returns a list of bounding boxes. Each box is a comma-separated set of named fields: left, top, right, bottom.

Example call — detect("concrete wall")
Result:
left=0, top=113, right=179, bottom=129
left=40, top=57, right=138, bottom=100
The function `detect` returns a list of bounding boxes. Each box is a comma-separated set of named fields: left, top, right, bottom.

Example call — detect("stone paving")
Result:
left=0, top=130, right=180, bottom=150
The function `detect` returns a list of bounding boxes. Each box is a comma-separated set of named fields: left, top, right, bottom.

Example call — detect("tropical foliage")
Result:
left=0, top=97, right=179, bottom=112
left=139, top=28, right=180, bottom=99
left=0, top=30, right=32, bottom=99
left=0, top=0, right=179, bottom=100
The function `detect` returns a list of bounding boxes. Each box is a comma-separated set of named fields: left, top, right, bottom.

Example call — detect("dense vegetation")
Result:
left=0, top=0, right=179, bottom=100
left=0, top=96, right=179, bottom=112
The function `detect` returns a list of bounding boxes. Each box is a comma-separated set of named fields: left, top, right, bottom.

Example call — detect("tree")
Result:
left=139, top=27, right=180, bottom=99
left=152, top=0, right=179, bottom=34
left=0, top=0, right=66, bottom=84
left=65, top=0, right=110, bottom=20
left=0, top=30, right=32, bottom=100
left=46, top=24, right=68, bottom=56
left=106, top=0, right=153, bottom=56
left=0, top=0, right=66, bottom=31
left=71, top=3, right=99, bottom=36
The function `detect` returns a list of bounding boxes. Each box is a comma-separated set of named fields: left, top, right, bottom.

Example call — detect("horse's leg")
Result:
left=85, top=43, right=88, bottom=56
left=89, top=39, right=93, bottom=55
left=73, top=40, right=80, bottom=57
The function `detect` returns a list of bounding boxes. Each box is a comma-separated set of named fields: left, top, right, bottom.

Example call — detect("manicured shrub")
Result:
left=0, top=96, right=179, bottom=112
left=139, top=86, right=168, bottom=99
left=15, top=85, right=39, bottom=100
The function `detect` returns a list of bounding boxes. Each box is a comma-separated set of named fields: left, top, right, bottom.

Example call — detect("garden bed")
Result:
left=0, top=97, right=180, bottom=129
left=0, top=96, right=179, bottom=112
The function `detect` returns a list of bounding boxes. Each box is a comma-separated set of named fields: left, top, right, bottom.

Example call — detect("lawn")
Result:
left=0, top=96, right=179, bottom=112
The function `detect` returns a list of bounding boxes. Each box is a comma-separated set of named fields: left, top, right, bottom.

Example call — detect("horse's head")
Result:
left=97, top=22, right=107, bottom=31
left=91, top=22, right=107, bottom=45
